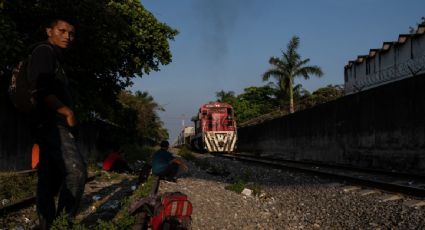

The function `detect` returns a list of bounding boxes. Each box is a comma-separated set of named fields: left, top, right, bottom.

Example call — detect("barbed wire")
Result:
left=346, top=53, right=425, bottom=93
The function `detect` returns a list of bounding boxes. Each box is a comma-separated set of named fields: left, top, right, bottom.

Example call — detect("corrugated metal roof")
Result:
left=345, top=20, right=425, bottom=68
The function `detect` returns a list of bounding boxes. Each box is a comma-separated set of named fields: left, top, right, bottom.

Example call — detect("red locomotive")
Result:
left=190, top=102, right=237, bottom=153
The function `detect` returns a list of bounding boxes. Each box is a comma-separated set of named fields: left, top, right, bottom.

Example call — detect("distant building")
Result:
left=175, top=126, right=195, bottom=146
left=344, top=22, right=425, bottom=94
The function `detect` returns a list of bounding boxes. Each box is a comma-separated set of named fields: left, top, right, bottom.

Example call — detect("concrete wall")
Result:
left=238, top=74, right=425, bottom=175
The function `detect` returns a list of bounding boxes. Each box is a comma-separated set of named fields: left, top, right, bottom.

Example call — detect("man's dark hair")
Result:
left=160, top=140, right=169, bottom=148
left=46, top=16, right=76, bottom=28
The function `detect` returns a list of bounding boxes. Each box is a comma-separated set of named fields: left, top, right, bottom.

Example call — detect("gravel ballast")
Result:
left=159, top=151, right=425, bottom=230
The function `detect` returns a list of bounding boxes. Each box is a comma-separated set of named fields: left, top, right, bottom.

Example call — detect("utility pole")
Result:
left=181, top=114, right=186, bottom=128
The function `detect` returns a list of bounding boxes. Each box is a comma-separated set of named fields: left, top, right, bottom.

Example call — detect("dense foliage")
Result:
left=117, top=90, right=168, bottom=144
left=216, top=86, right=277, bottom=123
left=216, top=84, right=343, bottom=125
left=1, top=0, right=176, bottom=144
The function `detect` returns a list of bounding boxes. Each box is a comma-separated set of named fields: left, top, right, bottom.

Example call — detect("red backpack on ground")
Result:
left=150, top=192, right=193, bottom=230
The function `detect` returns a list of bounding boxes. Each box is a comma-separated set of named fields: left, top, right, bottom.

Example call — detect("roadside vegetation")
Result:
left=224, top=169, right=262, bottom=196
left=51, top=176, right=157, bottom=229
left=177, top=146, right=197, bottom=161
left=0, top=171, right=37, bottom=204
left=225, top=179, right=262, bottom=196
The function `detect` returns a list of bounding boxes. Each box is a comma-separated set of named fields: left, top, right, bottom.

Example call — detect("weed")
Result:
left=122, top=143, right=157, bottom=163
left=247, top=183, right=262, bottom=196
left=124, top=176, right=155, bottom=207
left=177, top=147, right=196, bottom=161
left=112, top=176, right=156, bottom=224
left=50, top=175, right=157, bottom=229
left=225, top=179, right=262, bottom=195
left=94, top=170, right=134, bottom=182
left=225, top=180, right=246, bottom=193
left=51, top=211, right=87, bottom=230
left=86, top=156, right=101, bottom=173
left=93, top=220, right=117, bottom=230
left=0, top=172, right=37, bottom=202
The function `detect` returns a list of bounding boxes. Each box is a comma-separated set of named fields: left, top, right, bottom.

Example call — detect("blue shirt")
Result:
left=152, top=149, right=174, bottom=175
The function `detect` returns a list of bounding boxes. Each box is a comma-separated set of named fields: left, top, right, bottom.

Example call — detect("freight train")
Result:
left=189, top=102, right=237, bottom=153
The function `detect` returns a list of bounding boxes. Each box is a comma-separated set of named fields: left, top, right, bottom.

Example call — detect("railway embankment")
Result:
left=238, top=73, right=425, bottom=175
left=4, top=148, right=425, bottom=229
left=161, top=150, right=425, bottom=229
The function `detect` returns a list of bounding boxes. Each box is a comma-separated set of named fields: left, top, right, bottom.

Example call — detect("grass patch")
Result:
left=122, top=144, right=157, bottom=163
left=117, top=175, right=156, bottom=213
left=86, top=156, right=101, bottom=173
left=0, top=172, right=37, bottom=202
left=225, top=180, right=246, bottom=193
left=51, top=176, right=157, bottom=229
left=177, top=146, right=196, bottom=161
left=225, top=179, right=262, bottom=196
left=94, top=171, right=133, bottom=182
left=247, top=183, right=262, bottom=196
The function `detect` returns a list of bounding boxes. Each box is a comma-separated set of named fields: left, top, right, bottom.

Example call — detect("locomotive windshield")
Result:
left=207, top=108, right=227, bottom=113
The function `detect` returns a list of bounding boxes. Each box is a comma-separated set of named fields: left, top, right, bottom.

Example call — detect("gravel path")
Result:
left=160, top=151, right=425, bottom=230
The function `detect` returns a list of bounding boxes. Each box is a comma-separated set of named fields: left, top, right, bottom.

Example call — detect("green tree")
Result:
left=216, top=86, right=278, bottom=124
left=312, top=84, right=344, bottom=104
left=1, top=0, right=178, bottom=121
left=117, top=90, right=168, bottom=144
left=262, top=36, right=323, bottom=113
left=238, top=86, right=277, bottom=114
left=294, top=84, right=344, bottom=111
left=236, top=86, right=277, bottom=123
left=216, top=90, right=236, bottom=104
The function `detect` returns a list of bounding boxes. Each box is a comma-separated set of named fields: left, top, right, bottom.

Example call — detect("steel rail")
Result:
left=0, top=174, right=97, bottom=216
left=15, top=169, right=37, bottom=175
left=233, top=153, right=425, bottom=180
left=219, top=154, right=425, bottom=198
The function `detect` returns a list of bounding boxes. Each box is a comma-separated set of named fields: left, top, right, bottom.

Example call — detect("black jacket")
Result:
left=29, top=41, right=73, bottom=127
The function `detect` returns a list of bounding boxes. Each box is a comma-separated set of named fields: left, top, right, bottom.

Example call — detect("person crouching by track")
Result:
left=102, top=143, right=132, bottom=174
left=152, top=140, right=188, bottom=182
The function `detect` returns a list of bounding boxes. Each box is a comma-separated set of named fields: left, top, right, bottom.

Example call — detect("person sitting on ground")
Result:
left=152, top=140, right=188, bottom=181
left=102, top=144, right=132, bottom=173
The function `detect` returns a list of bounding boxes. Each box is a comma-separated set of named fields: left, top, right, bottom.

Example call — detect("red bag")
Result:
left=150, top=192, right=193, bottom=230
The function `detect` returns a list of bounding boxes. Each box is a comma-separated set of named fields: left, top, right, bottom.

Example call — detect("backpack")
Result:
left=150, top=192, right=193, bottom=230
left=8, top=44, right=55, bottom=112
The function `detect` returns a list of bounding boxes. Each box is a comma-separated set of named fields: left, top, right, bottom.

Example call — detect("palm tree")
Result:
left=262, top=36, right=323, bottom=113
left=215, top=90, right=235, bottom=103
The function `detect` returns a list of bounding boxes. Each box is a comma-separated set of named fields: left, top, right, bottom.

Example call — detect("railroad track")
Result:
left=0, top=173, right=97, bottom=217
left=218, top=153, right=425, bottom=198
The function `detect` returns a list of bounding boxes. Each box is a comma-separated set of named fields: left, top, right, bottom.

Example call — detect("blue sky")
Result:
left=131, top=0, right=425, bottom=142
